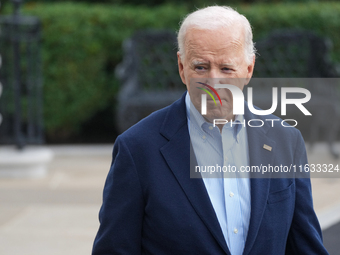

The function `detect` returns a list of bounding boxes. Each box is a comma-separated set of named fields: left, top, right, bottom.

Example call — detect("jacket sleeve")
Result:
left=92, top=136, right=144, bottom=255
left=285, top=132, right=329, bottom=255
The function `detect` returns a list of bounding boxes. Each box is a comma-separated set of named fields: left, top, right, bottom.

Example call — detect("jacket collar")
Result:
left=160, top=92, right=231, bottom=254
left=160, top=93, right=275, bottom=255
left=243, top=104, right=275, bottom=255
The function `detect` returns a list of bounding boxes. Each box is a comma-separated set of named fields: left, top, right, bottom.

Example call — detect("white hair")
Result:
left=177, top=6, right=256, bottom=64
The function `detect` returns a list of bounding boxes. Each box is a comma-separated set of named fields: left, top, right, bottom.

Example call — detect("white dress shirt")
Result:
left=185, top=92, right=251, bottom=255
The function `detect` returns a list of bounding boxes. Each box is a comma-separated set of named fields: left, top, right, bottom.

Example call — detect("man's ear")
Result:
left=245, top=55, right=255, bottom=85
left=177, top=52, right=187, bottom=85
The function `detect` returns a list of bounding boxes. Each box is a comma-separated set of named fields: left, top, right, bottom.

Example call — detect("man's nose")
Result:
left=207, top=69, right=227, bottom=88
left=208, top=68, right=220, bottom=79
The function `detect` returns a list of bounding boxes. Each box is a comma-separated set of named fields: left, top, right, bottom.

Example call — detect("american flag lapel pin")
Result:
left=263, top=144, right=272, bottom=151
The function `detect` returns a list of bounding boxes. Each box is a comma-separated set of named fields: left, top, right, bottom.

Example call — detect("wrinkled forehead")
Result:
left=183, top=26, right=246, bottom=58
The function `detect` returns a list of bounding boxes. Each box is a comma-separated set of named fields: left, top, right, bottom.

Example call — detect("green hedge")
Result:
left=20, top=3, right=189, bottom=138
left=11, top=2, right=340, bottom=138
left=22, top=0, right=338, bottom=5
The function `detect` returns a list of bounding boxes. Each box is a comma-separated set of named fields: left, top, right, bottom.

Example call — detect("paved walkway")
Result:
left=0, top=143, right=339, bottom=255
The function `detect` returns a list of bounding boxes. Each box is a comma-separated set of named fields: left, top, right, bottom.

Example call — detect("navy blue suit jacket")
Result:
left=92, top=92, right=328, bottom=255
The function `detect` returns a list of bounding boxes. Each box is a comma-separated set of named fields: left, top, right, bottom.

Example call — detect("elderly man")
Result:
left=92, top=6, right=328, bottom=255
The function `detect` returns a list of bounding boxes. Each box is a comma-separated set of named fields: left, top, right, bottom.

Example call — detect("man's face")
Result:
left=177, top=26, right=255, bottom=122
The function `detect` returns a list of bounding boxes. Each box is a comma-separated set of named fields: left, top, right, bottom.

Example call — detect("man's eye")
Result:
left=195, top=66, right=206, bottom=71
left=222, top=67, right=232, bottom=72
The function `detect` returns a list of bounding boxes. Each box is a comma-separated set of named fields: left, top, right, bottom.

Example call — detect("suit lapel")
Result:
left=160, top=93, right=231, bottom=255
left=243, top=105, right=276, bottom=255
left=159, top=95, right=278, bottom=255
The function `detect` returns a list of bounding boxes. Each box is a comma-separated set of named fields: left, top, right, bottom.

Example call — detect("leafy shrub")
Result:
left=21, top=0, right=337, bottom=6
left=19, top=3, right=188, bottom=138
left=3, top=2, right=338, bottom=139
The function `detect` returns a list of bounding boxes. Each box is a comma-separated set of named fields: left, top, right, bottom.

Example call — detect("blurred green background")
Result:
left=1, top=0, right=339, bottom=143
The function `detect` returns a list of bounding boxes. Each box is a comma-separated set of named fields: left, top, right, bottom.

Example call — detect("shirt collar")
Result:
left=185, top=92, right=244, bottom=141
